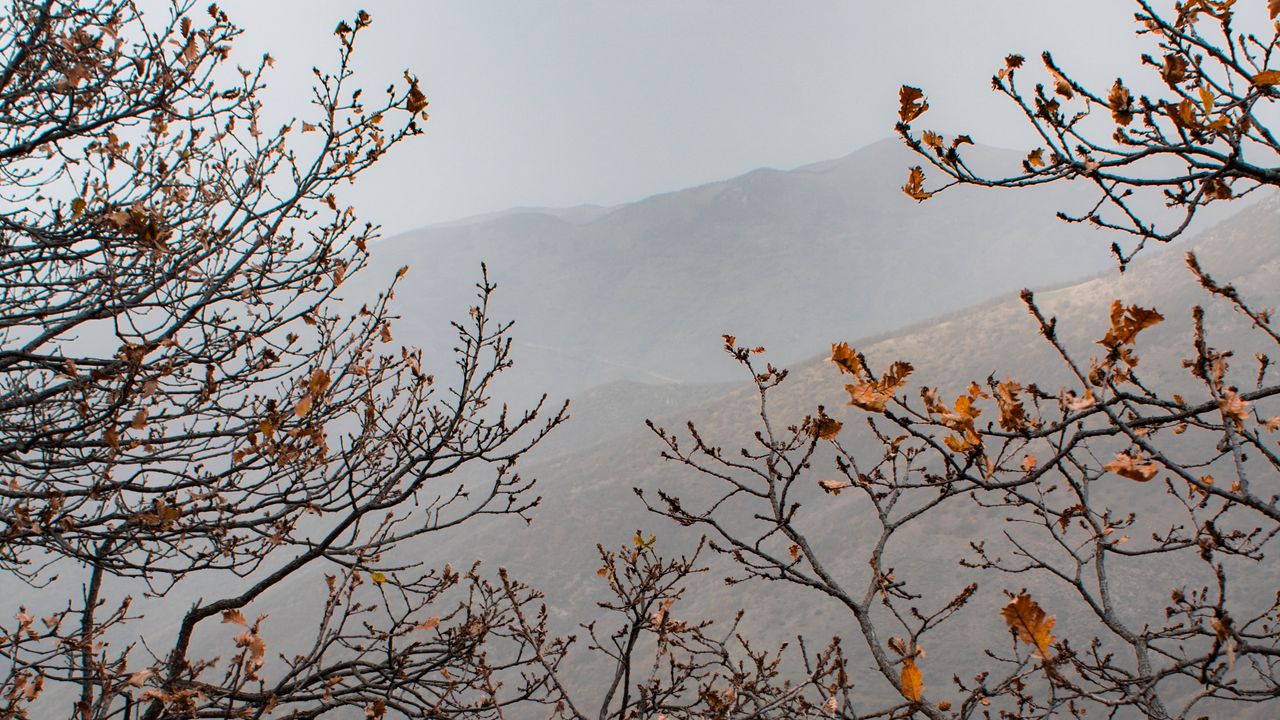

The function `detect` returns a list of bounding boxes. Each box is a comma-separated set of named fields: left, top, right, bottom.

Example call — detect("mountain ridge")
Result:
left=356, top=137, right=1202, bottom=407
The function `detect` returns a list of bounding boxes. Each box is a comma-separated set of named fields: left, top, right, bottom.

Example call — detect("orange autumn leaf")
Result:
left=830, top=342, right=863, bottom=376
left=1219, top=389, right=1251, bottom=425
left=898, top=85, right=929, bottom=124
left=1252, top=70, right=1280, bottom=86
left=1043, top=52, right=1074, bottom=98
left=995, top=379, right=1029, bottom=431
left=924, top=384, right=986, bottom=452
left=1104, top=452, right=1160, bottom=482
left=221, top=609, right=248, bottom=627
left=1100, top=300, right=1164, bottom=348
left=1271, top=0, right=1280, bottom=20
left=902, top=166, right=932, bottom=201
left=845, top=361, right=913, bottom=412
left=405, top=76, right=428, bottom=115
left=944, top=431, right=982, bottom=454
left=900, top=657, right=923, bottom=702
left=308, top=368, right=331, bottom=396
left=884, top=360, right=914, bottom=390
left=1108, top=79, right=1134, bottom=126
left=1162, top=53, right=1188, bottom=86
left=1199, top=85, right=1214, bottom=114
left=235, top=630, right=267, bottom=669
left=1001, top=593, right=1056, bottom=659
left=807, top=415, right=843, bottom=440
left=847, top=383, right=892, bottom=412
left=996, top=53, right=1024, bottom=82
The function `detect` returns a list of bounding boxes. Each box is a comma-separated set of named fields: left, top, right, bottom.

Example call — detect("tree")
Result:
left=9, top=1, right=1280, bottom=719
left=896, top=0, right=1280, bottom=268
left=0, top=2, right=568, bottom=717
left=632, top=2, right=1280, bottom=718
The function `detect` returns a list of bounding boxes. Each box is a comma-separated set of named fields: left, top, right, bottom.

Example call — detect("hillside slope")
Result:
left=409, top=192, right=1280, bottom=714
left=354, top=138, right=1179, bottom=405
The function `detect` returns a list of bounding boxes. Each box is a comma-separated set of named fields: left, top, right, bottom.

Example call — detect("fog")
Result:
left=224, top=1, right=1145, bottom=234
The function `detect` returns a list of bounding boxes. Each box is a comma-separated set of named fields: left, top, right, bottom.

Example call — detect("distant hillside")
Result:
left=402, top=192, right=1280, bottom=714
left=354, top=138, right=1202, bottom=406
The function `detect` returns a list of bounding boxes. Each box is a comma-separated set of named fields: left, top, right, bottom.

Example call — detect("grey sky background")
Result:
left=223, top=2, right=1147, bottom=237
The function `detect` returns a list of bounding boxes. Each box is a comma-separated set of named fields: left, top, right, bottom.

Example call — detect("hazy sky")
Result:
left=223, top=2, right=1147, bottom=236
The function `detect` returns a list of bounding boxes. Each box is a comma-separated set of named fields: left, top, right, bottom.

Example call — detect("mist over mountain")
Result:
left=357, top=138, right=1160, bottom=405
left=386, top=192, right=1279, bottom=714
left=17, top=137, right=1261, bottom=717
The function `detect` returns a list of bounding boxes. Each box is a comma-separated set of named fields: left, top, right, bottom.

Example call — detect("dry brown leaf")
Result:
left=1253, top=70, right=1280, bottom=86
left=1001, top=593, right=1056, bottom=659
left=830, top=343, right=862, bottom=375
left=845, top=361, right=913, bottom=412
left=900, top=657, right=923, bottom=702
left=1219, top=389, right=1251, bottom=425
left=1101, top=300, right=1165, bottom=348
left=898, top=85, right=929, bottom=124
left=808, top=416, right=843, bottom=440
left=1104, top=452, right=1160, bottom=482
left=1162, top=54, right=1189, bottom=87
left=309, top=368, right=331, bottom=396
left=221, top=608, right=248, bottom=627
left=902, top=166, right=932, bottom=201
left=995, top=379, right=1029, bottom=431
left=1043, top=53, right=1074, bottom=98
left=1108, top=79, right=1134, bottom=125
left=235, top=631, right=267, bottom=668
left=406, top=76, right=429, bottom=115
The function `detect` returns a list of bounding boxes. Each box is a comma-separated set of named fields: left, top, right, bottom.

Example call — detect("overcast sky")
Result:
left=223, top=2, right=1147, bottom=236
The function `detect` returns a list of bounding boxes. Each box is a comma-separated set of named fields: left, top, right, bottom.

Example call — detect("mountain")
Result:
left=404, top=191, right=1280, bottom=714
left=354, top=138, right=1187, bottom=407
